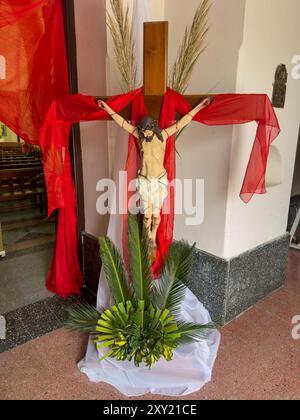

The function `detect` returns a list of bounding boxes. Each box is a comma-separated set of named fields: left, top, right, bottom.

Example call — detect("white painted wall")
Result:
left=74, top=0, right=109, bottom=237
left=224, top=0, right=300, bottom=258
left=165, top=0, right=246, bottom=256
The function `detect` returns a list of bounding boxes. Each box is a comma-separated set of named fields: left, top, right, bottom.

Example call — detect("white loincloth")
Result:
left=137, top=171, right=168, bottom=215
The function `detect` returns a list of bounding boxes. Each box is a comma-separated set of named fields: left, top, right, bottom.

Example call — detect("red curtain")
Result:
left=0, top=1, right=280, bottom=296
left=0, top=0, right=69, bottom=143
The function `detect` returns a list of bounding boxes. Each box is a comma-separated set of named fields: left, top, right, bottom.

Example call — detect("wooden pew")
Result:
left=0, top=159, right=41, bottom=165
left=0, top=162, right=43, bottom=170
left=0, top=168, right=46, bottom=216
left=0, top=144, right=42, bottom=159
left=0, top=157, right=40, bottom=162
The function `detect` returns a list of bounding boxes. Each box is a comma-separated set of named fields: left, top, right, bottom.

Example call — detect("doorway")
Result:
left=0, top=129, right=56, bottom=314
left=288, top=126, right=300, bottom=248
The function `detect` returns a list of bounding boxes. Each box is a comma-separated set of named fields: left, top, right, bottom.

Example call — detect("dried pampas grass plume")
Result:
left=169, top=0, right=211, bottom=94
left=107, top=0, right=137, bottom=93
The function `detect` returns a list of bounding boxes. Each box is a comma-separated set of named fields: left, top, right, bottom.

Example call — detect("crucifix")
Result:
left=96, top=22, right=212, bottom=254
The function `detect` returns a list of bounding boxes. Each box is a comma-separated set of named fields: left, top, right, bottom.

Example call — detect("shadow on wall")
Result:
left=266, top=145, right=284, bottom=188
left=291, top=126, right=300, bottom=197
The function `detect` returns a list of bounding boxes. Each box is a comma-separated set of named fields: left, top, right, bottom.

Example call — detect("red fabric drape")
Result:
left=0, top=0, right=69, bottom=144
left=43, top=90, right=280, bottom=285
left=40, top=89, right=146, bottom=294
left=0, top=0, right=83, bottom=297
left=168, top=89, right=281, bottom=203
left=151, top=89, right=280, bottom=273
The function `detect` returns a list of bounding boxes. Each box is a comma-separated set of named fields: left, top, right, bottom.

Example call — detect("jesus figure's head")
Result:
left=137, top=116, right=163, bottom=143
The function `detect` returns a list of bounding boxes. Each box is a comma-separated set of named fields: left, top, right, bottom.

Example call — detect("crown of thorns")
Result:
left=137, top=116, right=163, bottom=142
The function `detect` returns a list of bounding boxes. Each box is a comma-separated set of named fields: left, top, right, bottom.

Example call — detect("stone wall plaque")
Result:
left=272, top=64, right=288, bottom=108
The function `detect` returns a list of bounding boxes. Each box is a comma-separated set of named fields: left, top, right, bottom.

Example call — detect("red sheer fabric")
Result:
left=0, top=0, right=82, bottom=297
left=0, top=0, right=47, bottom=28
left=45, top=89, right=280, bottom=284
left=0, top=0, right=69, bottom=144
left=168, top=88, right=281, bottom=203
left=41, top=90, right=145, bottom=294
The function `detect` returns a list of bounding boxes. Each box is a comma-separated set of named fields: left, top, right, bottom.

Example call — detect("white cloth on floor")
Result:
left=78, top=285, right=221, bottom=397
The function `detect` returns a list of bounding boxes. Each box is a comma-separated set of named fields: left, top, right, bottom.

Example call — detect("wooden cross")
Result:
left=97, top=21, right=212, bottom=119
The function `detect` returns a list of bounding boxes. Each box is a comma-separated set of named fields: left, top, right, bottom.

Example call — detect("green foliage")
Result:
left=152, top=241, right=195, bottom=317
left=65, top=215, right=216, bottom=369
left=176, top=322, right=216, bottom=345
left=99, top=236, right=131, bottom=305
left=94, top=303, right=182, bottom=368
left=127, top=214, right=153, bottom=306
left=64, top=304, right=101, bottom=335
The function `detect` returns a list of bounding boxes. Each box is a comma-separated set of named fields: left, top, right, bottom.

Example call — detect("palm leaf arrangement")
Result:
left=65, top=215, right=215, bottom=369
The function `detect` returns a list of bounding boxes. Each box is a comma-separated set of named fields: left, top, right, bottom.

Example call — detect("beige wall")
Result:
left=224, top=0, right=300, bottom=258
left=165, top=0, right=246, bottom=256
left=74, top=0, right=109, bottom=237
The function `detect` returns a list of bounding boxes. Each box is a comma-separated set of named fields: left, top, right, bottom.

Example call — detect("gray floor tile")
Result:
left=0, top=247, right=54, bottom=314
left=0, top=312, right=32, bottom=353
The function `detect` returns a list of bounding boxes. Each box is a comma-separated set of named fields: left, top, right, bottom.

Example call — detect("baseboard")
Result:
left=186, top=233, right=291, bottom=325
left=81, top=231, right=290, bottom=325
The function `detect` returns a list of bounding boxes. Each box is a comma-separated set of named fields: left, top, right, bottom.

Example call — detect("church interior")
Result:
left=0, top=128, right=55, bottom=314
left=0, top=0, right=300, bottom=401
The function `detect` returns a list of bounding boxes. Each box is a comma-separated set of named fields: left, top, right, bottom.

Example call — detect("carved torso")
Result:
left=139, top=135, right=167, bottom=178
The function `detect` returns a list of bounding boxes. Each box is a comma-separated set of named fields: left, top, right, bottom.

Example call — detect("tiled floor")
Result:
left=0, top=246, right=54, bottom=313
left=0, top=250, right=299, bottom=400
left=0, top=288, right=96, bottom=354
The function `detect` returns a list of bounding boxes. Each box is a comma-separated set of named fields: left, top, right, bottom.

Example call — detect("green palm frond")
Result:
left=99, top=237, right=131, bottom=305
left=64, top=304, right=101, bottom=334
left=152, top=277, right=186, bottom=318
left=169, top=0, right=211, bottom=94
left=127, top=214, right=153, bottom=305
left=166, top=241, right=196, bottom=283
left=152, top=241, right=195, bottom=316
left=176, top=322, right=216, bottom=345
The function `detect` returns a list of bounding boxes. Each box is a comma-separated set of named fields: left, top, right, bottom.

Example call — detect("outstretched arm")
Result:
left=162, top=97, right=213, bottom=140
left=98, top=100, right=139, bottom=139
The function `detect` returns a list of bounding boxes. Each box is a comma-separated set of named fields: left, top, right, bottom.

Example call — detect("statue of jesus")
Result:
left=98, top=97, right=212, bottom=251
